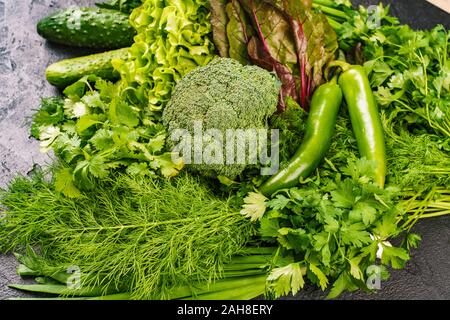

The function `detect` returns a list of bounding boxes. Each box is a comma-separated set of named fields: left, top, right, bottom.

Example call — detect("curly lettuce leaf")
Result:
left=114, top=0, right=216, bottom=110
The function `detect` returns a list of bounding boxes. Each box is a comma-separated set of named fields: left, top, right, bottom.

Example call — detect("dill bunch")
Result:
left=317, top=113, right=450, bottom=192
left=382, top=115, right=450, bottom=190
left=0, top=171, right=254, bottom=299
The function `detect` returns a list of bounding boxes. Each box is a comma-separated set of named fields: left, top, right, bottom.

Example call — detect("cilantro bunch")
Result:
left=32, top=76, right=183, bottom=197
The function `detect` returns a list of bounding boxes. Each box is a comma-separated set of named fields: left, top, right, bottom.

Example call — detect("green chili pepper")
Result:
left=329, top=61, right=387, bottom=188
left=260, top=78, right=343, bottom=197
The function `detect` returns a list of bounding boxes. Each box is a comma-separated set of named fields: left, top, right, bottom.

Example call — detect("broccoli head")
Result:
left=162, top=58, right=281, bottom=179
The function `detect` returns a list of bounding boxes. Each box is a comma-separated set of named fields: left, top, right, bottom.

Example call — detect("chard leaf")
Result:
left=238, top=0, right=298, bottom=111
left=211, top=0, right=230, bottom=58
left=280, top=0, right=338, bottom=107
left=240, top=0, right=297, bottom=67
left=226, top=0, right=253, bottom=64
left=248, top=37, right=299, bottom=112
left=233, top=0, right=338, bottom=110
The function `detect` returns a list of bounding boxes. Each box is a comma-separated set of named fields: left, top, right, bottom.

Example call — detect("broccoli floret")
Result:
left=162, top=58, right=281, bottom=179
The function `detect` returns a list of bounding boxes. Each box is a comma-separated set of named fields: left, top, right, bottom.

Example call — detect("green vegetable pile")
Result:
left=32, top=0, right=215, bottom=196
left=0, top=0, right=449, bottom=300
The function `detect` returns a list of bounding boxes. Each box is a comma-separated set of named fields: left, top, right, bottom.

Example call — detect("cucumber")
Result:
left=96, top=0, right=143, bottom=14
left=46, top=48, right=129, bottom=88
left=37, top=8, right=136, bottom=49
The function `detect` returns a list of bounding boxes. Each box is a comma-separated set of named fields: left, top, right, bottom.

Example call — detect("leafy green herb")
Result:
left=31, top=97, right=65, bottom=140
left=0, top=171, right=254, bottom=300
left=320, top=2, right=449, bottom=137
left=364, top=24, right=450, bottom=137
left=252, top=158, right=411, bottom=298
left=32, top=77, right=183, bottom=197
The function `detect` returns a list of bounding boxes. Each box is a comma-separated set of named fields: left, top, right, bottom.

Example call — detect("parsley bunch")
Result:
left=243, top=158, right=418, bottom=299
left=365, top=24, right=449, bottom=137
left=331, top=3, right=449, bottom=137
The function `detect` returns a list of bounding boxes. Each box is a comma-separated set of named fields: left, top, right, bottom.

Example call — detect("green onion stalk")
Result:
left=8, top=248, right=275, bottom=300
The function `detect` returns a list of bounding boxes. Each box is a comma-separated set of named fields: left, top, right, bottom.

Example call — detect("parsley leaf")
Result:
left=54, top=168, right=82, bottom=199
left=267, top=263, right=305, bottom=298
left=327, top=271, right=358, bottom=299
left=240, top=192, right=268, bottom=222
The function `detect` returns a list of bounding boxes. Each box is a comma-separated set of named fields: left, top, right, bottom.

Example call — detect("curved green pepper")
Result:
left=329, top=61, right=387, bottom=188
left=260, top=78, right=343, bottom=197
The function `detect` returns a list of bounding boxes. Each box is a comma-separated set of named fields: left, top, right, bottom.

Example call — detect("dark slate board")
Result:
left=0, top=0, right=449, bottom=300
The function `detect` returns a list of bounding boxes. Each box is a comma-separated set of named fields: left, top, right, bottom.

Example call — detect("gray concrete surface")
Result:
left=0, top=0, right=449, bottom=300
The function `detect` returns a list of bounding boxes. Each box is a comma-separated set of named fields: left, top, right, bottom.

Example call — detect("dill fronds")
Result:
left=0, top=172, right=254, bottom=299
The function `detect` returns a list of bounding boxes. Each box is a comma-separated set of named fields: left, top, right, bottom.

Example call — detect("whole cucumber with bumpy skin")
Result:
left=37, top=8, right=136, bottom=49
left=46, top=48, right=129, bottom=88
